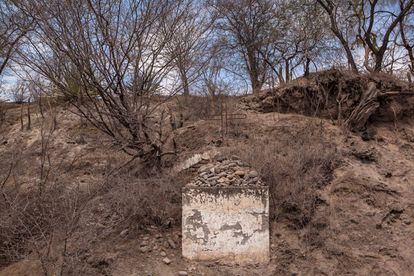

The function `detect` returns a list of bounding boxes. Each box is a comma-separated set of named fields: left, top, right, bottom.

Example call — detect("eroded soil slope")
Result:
left=1, top=105, right=414, bottom=275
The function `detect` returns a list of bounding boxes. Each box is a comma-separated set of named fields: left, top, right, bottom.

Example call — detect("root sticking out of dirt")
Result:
left=242, top=69, right=414, bottom=131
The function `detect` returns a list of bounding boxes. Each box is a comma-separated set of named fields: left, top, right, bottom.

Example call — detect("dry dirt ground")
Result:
left=1, top=104, right=414, bottom=275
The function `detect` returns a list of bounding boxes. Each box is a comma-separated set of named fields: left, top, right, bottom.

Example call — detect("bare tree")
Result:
left=0, top=99, right=6, bottom=128
left=0, top=0, right=31, bottom=78
left=10, top=80, right=31, bottom=130
left=166, top=0, right=214, bottom=98
left=399, top=1, right=414, bottom=81
left=209, top=0, right=277, bottom=94
left=353, top=0, right=414, bottom=72
left=202, top=54, right=231, bottom=114
left=317, top=0, right=414, bottom=73
left=240, top=1, right=334, bottom=84
left=296, top=2, right=335, bottom=77
left=14, top=0, right=195, bottom=165
left=316, top=0, right=360, bottom=72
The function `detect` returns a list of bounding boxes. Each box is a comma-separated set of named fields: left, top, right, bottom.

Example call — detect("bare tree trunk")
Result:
left=26, top=98, right=31, bottom=130
left=20, top=103, right=24, bottom=131
left=179, top=66, right=190, bottom=98
left=250, top=76, right=263, bottom=94
left=285, top=60, right=290, bottom=83
left=373, top=50, right=386, bottom=72
left=38, top=94, right=45, bottom=119
left=247, top=49, right=264, bottom=94
left=327, top=10, right=359, bottom=72
left=46, top=97, right=57, bottom=131
left=363, top=46, right=373, bottom=72
left=210, top=93, right=216, bottom=114
left=399, top=20, right=414, bottom=80
left=335, top=28, right=359, bottom=73
left=0, top=106, right=5, bottom=130
left=278, top=67, right=285, bottom=84
left=304, top=57, right=311, bottom=77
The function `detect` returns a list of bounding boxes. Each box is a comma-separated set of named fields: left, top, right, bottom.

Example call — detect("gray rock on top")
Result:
left=186, top=156, right=266, bottom=188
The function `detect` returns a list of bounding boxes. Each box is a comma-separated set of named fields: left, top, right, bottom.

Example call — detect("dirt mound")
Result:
left=242, top=69, right=414, bottom=130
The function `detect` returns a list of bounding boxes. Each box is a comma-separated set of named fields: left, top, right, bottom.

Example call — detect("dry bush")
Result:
left=0, top=181, right=93, bottom=274
left=15, top=0, right=199, bottom=166
left=102, top=172, right=183, bottom=231
left=226, top=122, right=339, bottom=229
left=0, top=102, right=184, bottom=272
left=0, top=118, right=93, bottom=275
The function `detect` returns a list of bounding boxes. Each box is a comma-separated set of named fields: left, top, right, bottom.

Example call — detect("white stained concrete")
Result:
left=182, top=187, right=269, bottom=265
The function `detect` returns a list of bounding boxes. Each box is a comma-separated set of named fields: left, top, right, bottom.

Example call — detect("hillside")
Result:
left=1, top=98, right=414, bottom=275
left=3, top=0, right=414, bottom=274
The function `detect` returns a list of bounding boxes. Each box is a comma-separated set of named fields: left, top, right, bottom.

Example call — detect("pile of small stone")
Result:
left=187, top=155, right=266, bottom=187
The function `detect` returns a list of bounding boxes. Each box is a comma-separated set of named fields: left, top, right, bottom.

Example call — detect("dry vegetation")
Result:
left=225, top=121, right=339, bottom=228
left=103, top=172, right=182, bottom=229
left=1, top=85, right=414, bottom=274
left=1, top=0, right=414, bottom=275
left=0, top=105, right=187, bottom=275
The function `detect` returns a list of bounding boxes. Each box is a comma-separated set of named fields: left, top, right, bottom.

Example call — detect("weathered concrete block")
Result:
left=182, top=186, right=269, bottom=264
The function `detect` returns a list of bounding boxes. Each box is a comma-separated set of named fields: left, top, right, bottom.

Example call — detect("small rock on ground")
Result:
left=167, top=238, right=176, bottom=249
left=162, top=257, right=172, bottom=265
left=119, top=229, right=129, bottom=238
left=140, top=246, right=150, bottom=253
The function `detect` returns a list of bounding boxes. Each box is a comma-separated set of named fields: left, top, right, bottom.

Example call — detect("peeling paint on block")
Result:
left=182, top=187, right=269, bottom=264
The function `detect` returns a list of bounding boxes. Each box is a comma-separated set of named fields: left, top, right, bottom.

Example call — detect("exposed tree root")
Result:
left=242, top=69, right=414, bottom=131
